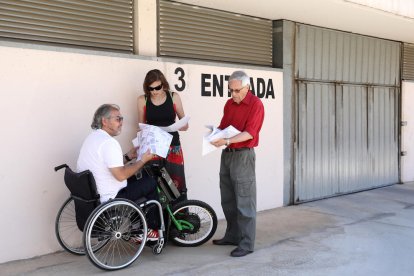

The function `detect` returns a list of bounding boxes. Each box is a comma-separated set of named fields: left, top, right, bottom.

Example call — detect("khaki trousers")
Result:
left=219, top=148, right=256, bottom=251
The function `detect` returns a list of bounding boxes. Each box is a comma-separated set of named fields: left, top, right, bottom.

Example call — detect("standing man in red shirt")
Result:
left=211, top=70, right=265, bottom=257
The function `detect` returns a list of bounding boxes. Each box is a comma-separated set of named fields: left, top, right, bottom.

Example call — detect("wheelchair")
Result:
left=54, top=163, right=217, bottom=271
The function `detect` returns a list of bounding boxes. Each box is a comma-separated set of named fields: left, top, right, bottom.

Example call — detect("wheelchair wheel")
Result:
left=170, top=200, right=217, bottom=247
left=56, top=197, right=107, bottom=255
left=83, top=199, right=147, bottom=271
left=55, top=197, right=85, bottom=255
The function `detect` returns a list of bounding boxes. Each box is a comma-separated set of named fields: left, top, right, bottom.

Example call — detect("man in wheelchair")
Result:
left=77, top=103, right=160, bottom=240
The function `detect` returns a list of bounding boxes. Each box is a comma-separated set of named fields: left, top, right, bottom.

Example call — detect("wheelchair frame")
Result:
left=54, top=163, right=217, bottom=271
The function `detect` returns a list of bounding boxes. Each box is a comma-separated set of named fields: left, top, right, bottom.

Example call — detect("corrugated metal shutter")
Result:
left=0, top=0, right=133, bottom=52
left=159, top=0, right=272, bottom=66
left=403, top=43, right=414, bottom=81
left=294, top=24, right=400, bottom=203
left=295, top=82, right=399, bottom=202
left=295, top=24, right=400, bottom=85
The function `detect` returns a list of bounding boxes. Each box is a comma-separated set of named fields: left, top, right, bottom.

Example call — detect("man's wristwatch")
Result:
left=226, top=139, right=231, bottom=146
left=124, top=153, right=132, bottom=162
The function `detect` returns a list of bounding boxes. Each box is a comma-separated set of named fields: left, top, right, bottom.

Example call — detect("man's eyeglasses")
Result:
left=148, top=84, right=163, bottom=91
left=228, top=85, right=246, bottom=94
left=110, top=116, right=124, bottom=122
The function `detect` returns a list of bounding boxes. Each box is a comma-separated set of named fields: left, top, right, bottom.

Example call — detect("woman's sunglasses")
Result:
left=148, top=84, right=163, bottom=91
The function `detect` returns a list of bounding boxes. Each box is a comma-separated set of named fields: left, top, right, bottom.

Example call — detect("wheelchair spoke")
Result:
left=84, top=200, right=147, bottom=270
left=55, top=198, right=85, bottom=255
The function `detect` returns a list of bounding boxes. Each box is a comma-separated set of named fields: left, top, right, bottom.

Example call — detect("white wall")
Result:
left=0, top=44, right=283, bottom=263
left=401, top=81, right=414, bottom=182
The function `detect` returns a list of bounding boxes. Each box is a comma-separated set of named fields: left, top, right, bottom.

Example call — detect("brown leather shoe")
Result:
left=230, top=247, right=253, bottom=257
left=212, top=238, right=238, bottom=246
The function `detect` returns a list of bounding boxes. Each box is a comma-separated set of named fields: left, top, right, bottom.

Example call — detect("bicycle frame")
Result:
left=147, top=165, right=195, bottom=233
left=165, top=205, right=194, bottom=232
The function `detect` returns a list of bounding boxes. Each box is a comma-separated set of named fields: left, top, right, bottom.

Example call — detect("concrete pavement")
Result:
left=1, top=182, right=414, bottom=276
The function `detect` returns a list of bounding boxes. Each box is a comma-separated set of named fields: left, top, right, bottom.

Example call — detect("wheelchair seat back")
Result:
left=64, top=167, right=100, bottom=231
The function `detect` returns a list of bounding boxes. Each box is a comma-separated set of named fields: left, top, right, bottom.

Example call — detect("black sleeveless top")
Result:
left=146, top=92, right=180, bottom=146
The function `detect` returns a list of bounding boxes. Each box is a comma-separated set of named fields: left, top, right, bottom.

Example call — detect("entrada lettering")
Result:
left=201, top=73, right=275, bottom=99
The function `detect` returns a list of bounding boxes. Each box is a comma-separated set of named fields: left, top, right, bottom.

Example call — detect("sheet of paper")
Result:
left=133, top=123, right=173, bottom=160
left=202, top=135, right=218, bottom=156
left=209, top=125, right=240, bottom=141
left=159, top=116, right=190, bottom=132
left=202, top=125, right=241, bottom=156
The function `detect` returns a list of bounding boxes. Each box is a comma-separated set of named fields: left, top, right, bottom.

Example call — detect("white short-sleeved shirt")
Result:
left=77, top=129, right=126, bottom=202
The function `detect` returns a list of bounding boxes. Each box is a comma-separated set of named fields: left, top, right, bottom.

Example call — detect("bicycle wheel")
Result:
left=83, top=199, right=147, bottom=271
left=170, top=199, right=217, bottom=247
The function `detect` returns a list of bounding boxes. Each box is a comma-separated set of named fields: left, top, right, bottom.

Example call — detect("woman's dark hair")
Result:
left=143, top=69, right=170, bottom=97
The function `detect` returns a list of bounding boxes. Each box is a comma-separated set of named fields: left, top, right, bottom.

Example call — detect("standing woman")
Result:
left=137, top=69, right=189, bottom=201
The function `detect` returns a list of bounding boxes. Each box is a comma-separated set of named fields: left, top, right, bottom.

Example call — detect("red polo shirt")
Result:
left=218, top=91, right=265, bottom=148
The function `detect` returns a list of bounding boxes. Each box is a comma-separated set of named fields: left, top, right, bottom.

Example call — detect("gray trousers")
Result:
left=219, top=148, right=256, bottom=251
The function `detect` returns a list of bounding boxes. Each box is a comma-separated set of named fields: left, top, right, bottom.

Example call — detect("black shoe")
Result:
left=230, top=247, right=253, bottom=257
left=212, top=238, right=238, bottom=246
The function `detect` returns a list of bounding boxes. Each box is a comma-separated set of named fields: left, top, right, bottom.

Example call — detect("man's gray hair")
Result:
left=229, top=70, right=250, bottom=87
left=91, top=104, right=120, bottom=129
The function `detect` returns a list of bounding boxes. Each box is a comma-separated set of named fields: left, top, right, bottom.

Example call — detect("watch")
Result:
left=226, top=139, right=230, bottom=146
left=124, top=153, right=132, bottom=162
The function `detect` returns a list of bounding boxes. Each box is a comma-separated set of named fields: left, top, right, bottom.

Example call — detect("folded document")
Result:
left=202, top=125, right=241, bottom=156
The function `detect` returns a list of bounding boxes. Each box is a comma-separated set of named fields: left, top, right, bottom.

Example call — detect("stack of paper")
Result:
left=132, top=117, right=190, bottom=160
left=132, top=123, right=173, bottom=160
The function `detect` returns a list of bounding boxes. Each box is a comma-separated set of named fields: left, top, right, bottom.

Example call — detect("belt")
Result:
left=223, top=147, right=252, bottom=153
